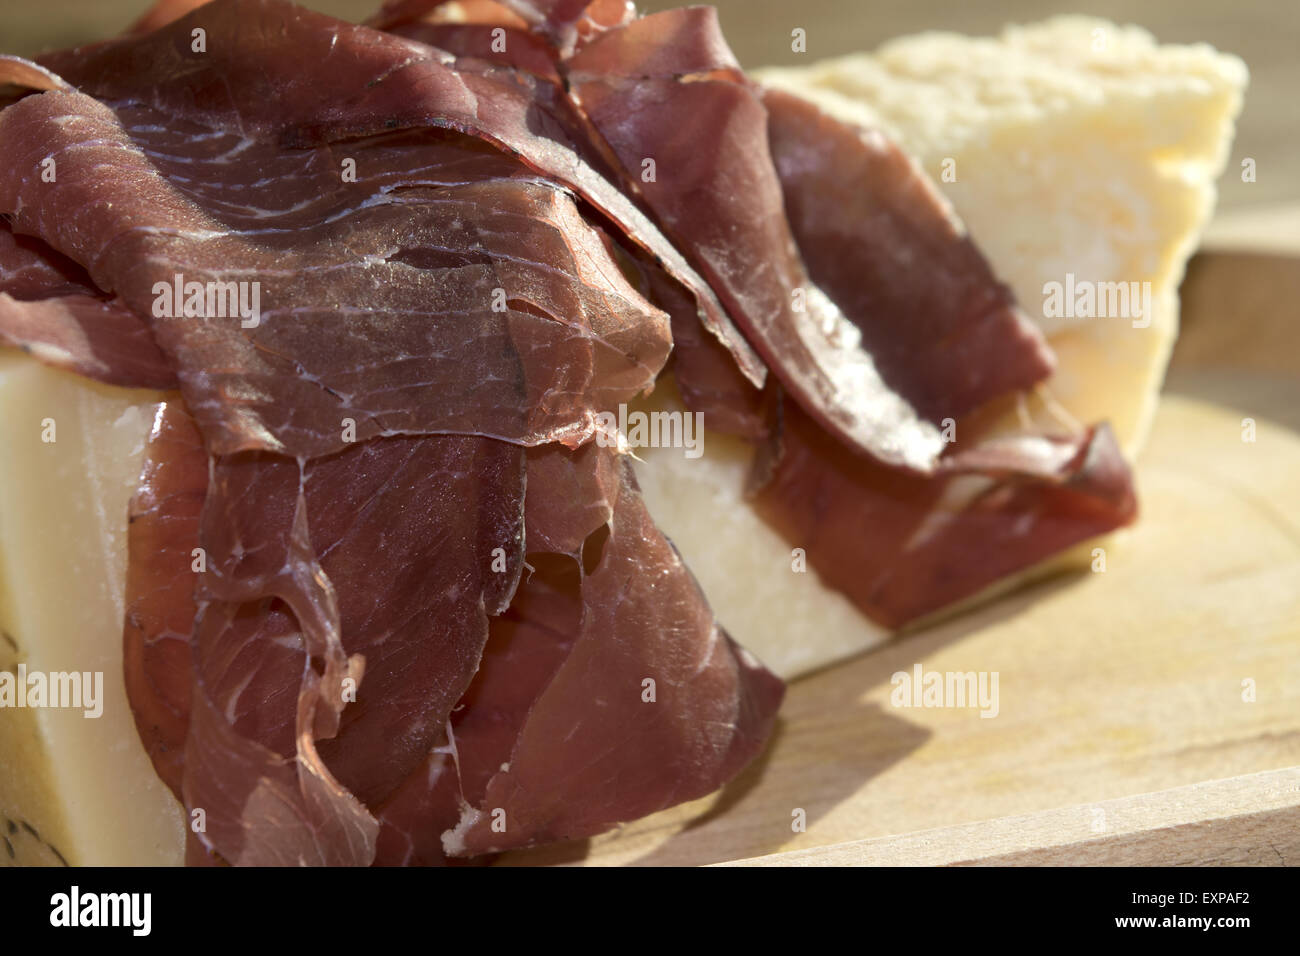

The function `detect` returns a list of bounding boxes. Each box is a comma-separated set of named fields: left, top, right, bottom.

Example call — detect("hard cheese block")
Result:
left=0, top=354, right=184, bottom=865
left=633, top=17, right=1246, bottom=679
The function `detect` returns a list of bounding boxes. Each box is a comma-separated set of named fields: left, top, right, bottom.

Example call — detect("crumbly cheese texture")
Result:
left=0, top=17, right=1245, bottom=865
left=0, top=355, right=184, bottom=865
left=634, top=17, right=1245, bottom=679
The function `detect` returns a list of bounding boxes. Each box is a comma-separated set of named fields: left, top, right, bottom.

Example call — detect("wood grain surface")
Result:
left=724, top=766, right=1300, bottom=866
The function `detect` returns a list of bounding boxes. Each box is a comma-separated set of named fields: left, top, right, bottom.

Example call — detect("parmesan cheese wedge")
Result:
left=0, top=17, right=1245, bottom=865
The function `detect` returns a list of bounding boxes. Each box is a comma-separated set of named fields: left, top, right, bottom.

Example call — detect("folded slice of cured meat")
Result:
left=750, top=397, right=1137, bottom=630
left=563, top=7, right=946, bottom=470
left=124, top=400, right=780, bottom=865
left=0, top=225, right=176, bottom=389
left=762, top=87, right=1056, bottom=426
left=38, top=0, right=765, bottom=399
left=0, top=86, right=672, bottom=457
left=738, top=87, right=1137, bottom=628
left=443, top=445, right=783, bottom=856
left=126, top=401, right=529, bottom=865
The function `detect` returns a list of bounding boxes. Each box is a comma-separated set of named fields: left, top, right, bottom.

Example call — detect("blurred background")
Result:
left=2, top=0, right=1295, bottom=217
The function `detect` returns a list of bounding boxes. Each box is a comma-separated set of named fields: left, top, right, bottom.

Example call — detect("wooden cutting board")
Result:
left=501, top=223, right=1300, bottom=867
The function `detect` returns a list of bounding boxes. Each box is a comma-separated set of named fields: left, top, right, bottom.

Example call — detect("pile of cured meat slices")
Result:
left=0, top=0, right=1136, bottom=865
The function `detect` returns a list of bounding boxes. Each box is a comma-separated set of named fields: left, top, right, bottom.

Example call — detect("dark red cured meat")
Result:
left=405, top=443, right=783, bottom=857
left=0, top=226, right=176, bottom=389
left=751, top=397, right=1137, bottom=630
left=360, top=6, right=776, bottom=440
left=762, top=87, right=1055, bottom=425
left=372, top=3, right=1043, bottom=451
left=124, top=399, right=531, bottom=864
left=564, top=8, right=947, bottom=471
left=123, top=403, right=367, bottom=863
left=123, top=403, right=206, bottom=797
left=0, top=86, right=672, bottom=458
left=37, top=0, right=763, bottom=395
left=124, top=400, right=781, bottom=863
left=370, top=0, right=634, bottom=54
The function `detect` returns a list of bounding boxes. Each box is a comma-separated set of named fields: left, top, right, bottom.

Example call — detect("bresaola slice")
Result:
left=123, top=402, right=208, bottom=798
left=750, top=398, right=1137, bottom=630
left=384, top=443, right=783, bottom=857
left=125, top=400, right=533, bottom=865
left=124, top=400, right=780, bottom=864
left=125, top=402, right=378, bottom=865
left=371, top=0, right=1056, bottom=460
left=0, top=226, right=176, bottom=388
left=38, top=0, right=765, bottom=394
left=445, top=453, right=784, bottom=855
left=762, top=88, right=1056, bottom=425
left=565, top=8, right=946, bottom=471
left=0, top=88, right=672, bottom=458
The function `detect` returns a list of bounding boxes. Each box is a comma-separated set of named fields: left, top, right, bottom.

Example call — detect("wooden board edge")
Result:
left=1203, top=203, right=1300, bottom=254
left=717, top=765, right=1300, bottom=866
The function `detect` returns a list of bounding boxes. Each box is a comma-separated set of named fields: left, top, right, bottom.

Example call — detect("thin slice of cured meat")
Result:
left=0, top=226, right=176, bottom=388
left=388, top=19, right=562, bottom=81
left=125, top=399, right=781, bottom=864
left=124, top=400, right=530, bottom=864
left=563, top=8, right=946, bottom=471
left=0, top=54, right=67, bottom=96
left=123, top=402, right=208, bottom=797
left=376, top=442, right=783, bottom=858
left=35, top=0, right=763, bottom=393
left=446, top=446, right=783, bottom=855
left=377, top=4, right=1050, bottom=451
left=375, top=553, right=580, bottom=865
left=0, top=84, right=671, bottom=458
left=762, top=87, right=1055, bottom=425
left=750, top=397, right=1137, bottom=630
left=125, top=402, right=376, bottom=865
left=370, top=0, right=634, bottom=55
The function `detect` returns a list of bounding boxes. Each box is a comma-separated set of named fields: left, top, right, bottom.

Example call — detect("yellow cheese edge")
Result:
left=0, top=355, right=185, bottom=865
